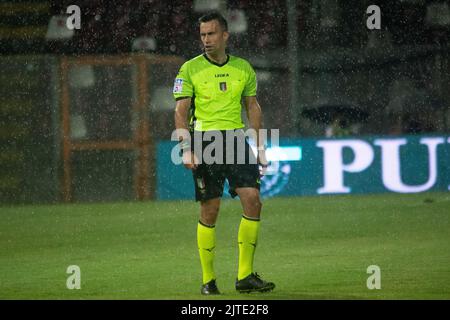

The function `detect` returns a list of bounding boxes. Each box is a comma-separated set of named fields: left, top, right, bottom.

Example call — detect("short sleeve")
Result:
left=242, top=63, right=257, bottom=97
left=173, top=62, right=193, bottom=100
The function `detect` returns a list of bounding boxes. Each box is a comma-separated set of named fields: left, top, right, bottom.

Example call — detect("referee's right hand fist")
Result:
left=182, top=151, right=199, bottom=170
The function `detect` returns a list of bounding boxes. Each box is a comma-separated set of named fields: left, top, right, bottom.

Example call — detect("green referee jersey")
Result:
left=173, top=54, right=257, bottom=131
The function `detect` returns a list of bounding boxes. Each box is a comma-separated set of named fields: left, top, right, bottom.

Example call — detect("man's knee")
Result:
left=202, top=199, right=220, bottom=213
left=241, top=189, right=262, bottom=215
left=250, top=196, right=262, bottom=213
left=255, top=198, right=262, bottom=212
left=200, top=198, right=220, bottom=224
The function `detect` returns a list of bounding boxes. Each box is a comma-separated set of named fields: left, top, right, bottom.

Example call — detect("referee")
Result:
left=173, top=12, right=275, bottom=295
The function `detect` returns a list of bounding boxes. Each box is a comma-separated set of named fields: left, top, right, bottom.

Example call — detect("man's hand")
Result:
left=182, top=151, right=199, bottom=170
left=257, top=148, right=269, bottom=176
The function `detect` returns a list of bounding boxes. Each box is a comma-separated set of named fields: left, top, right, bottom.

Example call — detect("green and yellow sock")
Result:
left=197, top=221, right=216, bottom=284
left=237, top=215, right=260, bottom=280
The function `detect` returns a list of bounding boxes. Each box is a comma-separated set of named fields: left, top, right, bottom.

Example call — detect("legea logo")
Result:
left=317, top=137, right=448, bottom=194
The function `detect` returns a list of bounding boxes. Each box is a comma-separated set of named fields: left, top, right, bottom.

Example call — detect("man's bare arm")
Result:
left=174, top=97, right=198, bottom=170
left=244, top=96, right=268, bottom=167
left=244, top=96, right=263, bottom=148
left=174, top=97, right=192, bottom=139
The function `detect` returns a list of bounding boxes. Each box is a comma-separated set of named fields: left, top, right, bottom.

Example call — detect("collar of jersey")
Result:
left=203, top=53, right=230, bottom=67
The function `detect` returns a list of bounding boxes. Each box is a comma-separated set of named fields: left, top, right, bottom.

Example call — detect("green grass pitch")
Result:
left=1, top=193, right=449, bottom=299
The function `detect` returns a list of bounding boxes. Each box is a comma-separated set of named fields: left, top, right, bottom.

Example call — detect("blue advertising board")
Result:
left=156, top=135, right=450, bottom=200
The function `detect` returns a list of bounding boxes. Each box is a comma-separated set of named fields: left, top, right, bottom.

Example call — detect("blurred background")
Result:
left=0, top=0, right=449, bottom=204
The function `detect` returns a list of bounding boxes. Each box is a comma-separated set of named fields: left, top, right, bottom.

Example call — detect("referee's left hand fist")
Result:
left=183, top=151, right=199, bottom=170
left=257, top=149, right=269, bottom=175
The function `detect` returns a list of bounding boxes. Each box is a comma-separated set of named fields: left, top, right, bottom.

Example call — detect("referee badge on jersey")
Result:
left=173, top=78, right=183, bottom=93
left=219, top=82, right=227, bottom=91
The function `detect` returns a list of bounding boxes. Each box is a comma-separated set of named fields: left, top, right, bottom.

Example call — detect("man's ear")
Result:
left=223, top=31, right=230, bottom=42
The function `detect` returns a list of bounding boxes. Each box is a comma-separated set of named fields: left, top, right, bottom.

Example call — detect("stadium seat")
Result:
left=132, top=36, right=157, bottom=52
left=45, top=15, right=74, bottom=40
left=193, top=0, right=225, bottom=12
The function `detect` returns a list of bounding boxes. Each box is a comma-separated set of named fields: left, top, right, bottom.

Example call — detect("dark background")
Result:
left=0, top=0, right=449, bottom=203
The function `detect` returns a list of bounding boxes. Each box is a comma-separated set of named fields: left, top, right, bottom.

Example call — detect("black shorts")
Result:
left=192, top=130, right=260, bottom=202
